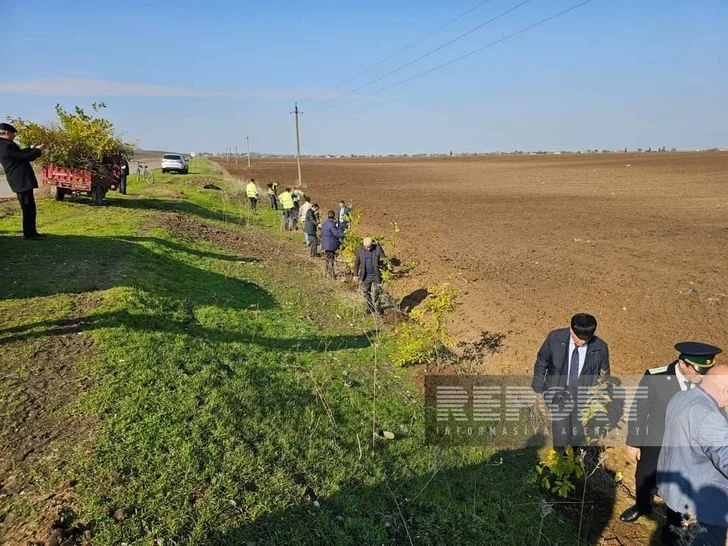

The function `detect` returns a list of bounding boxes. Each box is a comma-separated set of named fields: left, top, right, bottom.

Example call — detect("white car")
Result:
left=161, top=153, right=188, bottom=174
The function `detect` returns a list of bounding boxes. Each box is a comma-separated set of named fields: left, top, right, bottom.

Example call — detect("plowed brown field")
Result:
left=226, top=152, right=728, bottom=377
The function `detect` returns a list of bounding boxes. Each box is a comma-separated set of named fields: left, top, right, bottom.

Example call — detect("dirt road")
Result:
left=226, top=152, right=728, bottom=378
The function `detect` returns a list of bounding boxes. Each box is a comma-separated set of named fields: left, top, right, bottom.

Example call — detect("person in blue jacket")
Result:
left=321, top=210, right=341, bottom=279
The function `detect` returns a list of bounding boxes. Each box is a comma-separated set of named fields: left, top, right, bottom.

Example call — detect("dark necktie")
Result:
left=569, top=346, right=580, bottom=388
left=683, top=380, right=691, bottom=391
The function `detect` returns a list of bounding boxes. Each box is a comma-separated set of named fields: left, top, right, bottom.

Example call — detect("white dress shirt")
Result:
left=674, top=363, right=694, bottom=391
left=566, top=339, right=588, bottom=386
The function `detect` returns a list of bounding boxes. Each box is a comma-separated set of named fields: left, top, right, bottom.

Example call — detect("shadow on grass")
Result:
left=106, top=196, right=251, bottom=226
left=206, top=434, right=615, bottom=545
left=0, top=309, right=375, bottom=352
left=0, top=234, right=263, bottom=303
left=0, top=234, right=371, bottom=352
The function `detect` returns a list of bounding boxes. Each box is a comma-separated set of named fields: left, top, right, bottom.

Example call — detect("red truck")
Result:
left=41, top=164, right=123, bottom=205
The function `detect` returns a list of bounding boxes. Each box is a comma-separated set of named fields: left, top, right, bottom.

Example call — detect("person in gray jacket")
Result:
left=657, top=350, right=726, bottom=546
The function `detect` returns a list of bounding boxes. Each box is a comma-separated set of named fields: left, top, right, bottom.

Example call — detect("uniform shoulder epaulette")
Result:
left=647, top=365, right=669, bottom=375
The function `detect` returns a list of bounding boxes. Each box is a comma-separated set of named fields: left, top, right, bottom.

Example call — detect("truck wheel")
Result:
left=53, top=187, right=66, bottom=201
left=91, top=187, right=106, bottom=206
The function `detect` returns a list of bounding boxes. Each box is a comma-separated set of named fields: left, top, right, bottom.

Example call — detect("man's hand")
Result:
left=31, top=143, right=44, bottom=150
left=626, top=445, right=641, bottom=461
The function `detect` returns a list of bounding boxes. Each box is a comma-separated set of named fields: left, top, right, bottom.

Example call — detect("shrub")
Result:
left=529, top=448, right=584, bottom=498
left=10, top=102, right=134, bottom=171
left=391, top=283, right=456, bottom=366
left=390, top=320, right=441, bottom=367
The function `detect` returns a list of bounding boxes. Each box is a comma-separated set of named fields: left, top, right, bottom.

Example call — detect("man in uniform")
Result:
left=531, top=313, right=610, bottom=452
left=620, top=342, right=713, bottom=523
left=657, top=349, right=725, bottom=546
left=0, top=123, right=45, bottom=239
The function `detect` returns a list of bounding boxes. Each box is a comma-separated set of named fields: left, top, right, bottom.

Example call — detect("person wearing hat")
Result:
left=620, top=342, right=716, bottom=524
left=0, top=123, right=45, bottom=239
left=657, top=351, right=725, bottom=546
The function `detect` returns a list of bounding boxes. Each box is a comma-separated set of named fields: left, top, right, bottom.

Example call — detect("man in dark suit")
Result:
left=0, top=123, right=45, bottom=240
left=304, top=203, right=320, bottom=258
left=619, top=342, right=713, bottom=525
left=352, top=237, right=386, bottom=315
left=531, top=313, right=610, bottom=451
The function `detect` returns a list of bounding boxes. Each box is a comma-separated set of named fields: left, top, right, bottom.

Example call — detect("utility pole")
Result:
left=293, top=103, right=303, bottom=186
left=235, top=145, right=238, bottom=164
left=246, top=135, right=251, bottom=168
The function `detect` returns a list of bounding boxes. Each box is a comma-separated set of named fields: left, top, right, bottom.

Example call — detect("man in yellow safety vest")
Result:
left=278, top=187, right=295, bottom=231
left=246, top=179, right=259, bottom=213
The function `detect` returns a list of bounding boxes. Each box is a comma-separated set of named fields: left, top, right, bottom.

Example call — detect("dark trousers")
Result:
left=550, top=390, right=586, bottom=452
left=325, top=251, right=336, bottom=278
left=308, top=234, right=318, bottom=257
left=634, top=446, right=660, bottom=513
left=269, top=194, right=278, bottom=209
left=17, top=189, right=37, bottom=238
left=249, top=197, right=257, bottom=212
left=283, top=209, right=296, bottom=231
left=362, top=276, right=381, bottom=314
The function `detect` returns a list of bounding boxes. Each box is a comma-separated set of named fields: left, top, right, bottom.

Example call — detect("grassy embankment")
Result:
left=0, top=158, right=582, bottom=545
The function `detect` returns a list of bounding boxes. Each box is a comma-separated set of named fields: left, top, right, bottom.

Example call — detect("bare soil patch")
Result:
left=227, top=152, right=728, bottom=377
left=0, top=324, right=96, bottom=545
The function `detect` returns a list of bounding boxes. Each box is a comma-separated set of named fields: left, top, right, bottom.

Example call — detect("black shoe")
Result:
left=619, top=505, right=649, bottom=523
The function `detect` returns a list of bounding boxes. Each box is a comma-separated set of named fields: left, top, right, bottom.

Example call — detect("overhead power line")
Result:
left=309, top=0, right=533, bottom=111
left=325, top=0, right=496, bottom=92
left=311, top=0, right=597, bottom=113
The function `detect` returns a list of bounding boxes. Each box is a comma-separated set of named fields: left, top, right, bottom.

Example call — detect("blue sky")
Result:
left=2, top=0, right=726, bottom=155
